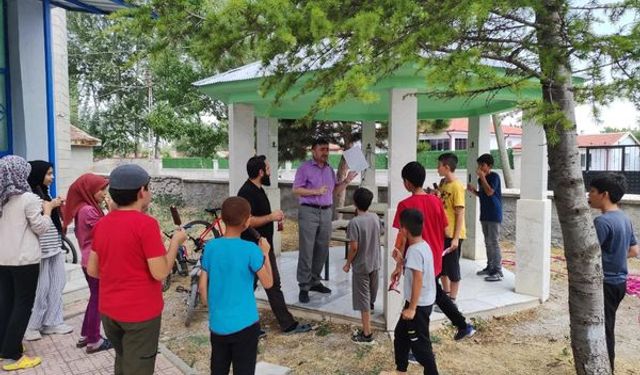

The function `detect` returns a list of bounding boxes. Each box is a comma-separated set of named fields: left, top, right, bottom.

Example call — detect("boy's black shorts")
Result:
left=441, top=238, right=463, bottom=282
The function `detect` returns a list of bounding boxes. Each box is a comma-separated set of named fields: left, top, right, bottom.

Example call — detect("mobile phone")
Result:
left=246, top=227, right=261, bottom=241
left=170, top=206, right=181, bottom=226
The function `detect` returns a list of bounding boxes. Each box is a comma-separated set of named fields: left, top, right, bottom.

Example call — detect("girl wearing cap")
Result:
left=23, top=161, right=74, bottom=342
left=0, top=156, right=58, bottom=371
left=62, top=173, right=112, bottom=353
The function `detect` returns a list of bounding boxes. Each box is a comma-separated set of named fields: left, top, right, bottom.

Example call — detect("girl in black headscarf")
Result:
left=24, top=161, right=73, bottom=342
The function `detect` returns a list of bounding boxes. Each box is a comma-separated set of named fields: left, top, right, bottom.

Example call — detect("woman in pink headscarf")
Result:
left=62, top=173, right=112, bottom=353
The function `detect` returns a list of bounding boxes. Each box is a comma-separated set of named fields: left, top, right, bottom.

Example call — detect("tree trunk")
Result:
left=491, top=114, right=514, bottom=188
left=537, top=4, right=610, bottom=374
left=154, top=135, right=160, bottom=159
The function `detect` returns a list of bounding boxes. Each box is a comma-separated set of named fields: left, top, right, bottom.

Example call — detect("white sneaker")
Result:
left=23, top=329, right=42, bottom=341
left=41, top=324, right=73, bottom=335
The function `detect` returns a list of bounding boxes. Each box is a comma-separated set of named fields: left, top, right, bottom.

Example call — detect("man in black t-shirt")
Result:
left=237, top=156, right=312, bottom=334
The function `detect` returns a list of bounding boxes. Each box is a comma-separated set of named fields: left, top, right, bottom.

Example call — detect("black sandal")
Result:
left=86, top=339, right=113, bottom=354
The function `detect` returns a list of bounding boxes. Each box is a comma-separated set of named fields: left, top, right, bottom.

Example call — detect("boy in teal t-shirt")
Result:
left=199, top=197, right=273, bottom=375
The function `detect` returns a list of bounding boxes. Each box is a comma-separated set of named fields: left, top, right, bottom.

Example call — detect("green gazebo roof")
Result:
left=194, top=62, right=542, bottom=121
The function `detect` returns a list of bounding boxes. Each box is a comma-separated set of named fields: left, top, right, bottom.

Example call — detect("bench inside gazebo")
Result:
left=194, top=62, right=552, bottom=330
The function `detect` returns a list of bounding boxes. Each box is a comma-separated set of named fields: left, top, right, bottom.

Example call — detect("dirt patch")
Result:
left=153, top=204, right=640, bottom=374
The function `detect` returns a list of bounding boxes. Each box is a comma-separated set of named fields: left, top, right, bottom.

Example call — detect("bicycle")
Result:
left=164, top=207, right=225, bottom=326
left=61, top=235, right=78, bottom=264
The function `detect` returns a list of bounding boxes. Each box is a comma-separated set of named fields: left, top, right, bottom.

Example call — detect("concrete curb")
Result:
left=158, top=343, right=198, bottom=375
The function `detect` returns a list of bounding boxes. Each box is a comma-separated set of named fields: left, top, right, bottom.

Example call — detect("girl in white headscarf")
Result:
left=0, top=155, right=60, bottom=371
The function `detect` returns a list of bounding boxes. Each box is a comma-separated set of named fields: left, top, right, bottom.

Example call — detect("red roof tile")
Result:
left=70, top=125, right=101, bottom=147
left=576, top=133, right=626, bottom=147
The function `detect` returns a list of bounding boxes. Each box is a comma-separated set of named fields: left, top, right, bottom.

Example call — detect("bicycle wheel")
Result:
left=184, top=281, right=199, bottom=327
left=162, top=274, right=172, bottom=292
left=183, top=220, right=220, bottom=263
left=61, top=236, right=78, bottom=264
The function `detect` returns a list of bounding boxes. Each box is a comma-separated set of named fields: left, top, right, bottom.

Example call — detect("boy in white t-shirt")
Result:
left=392, top=208, right=438, bottom=374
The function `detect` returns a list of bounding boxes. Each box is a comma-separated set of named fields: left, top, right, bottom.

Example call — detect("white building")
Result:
left=0, top=0, right=129, bottom=195
left=419, top=118, right=522, bottom=151
left=577, top=132, right=640, bottom=171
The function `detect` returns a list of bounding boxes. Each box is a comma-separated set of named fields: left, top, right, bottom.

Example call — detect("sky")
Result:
left=571, top=0, right=640, bottom=134
left=575, top=101, right=640, bottom=134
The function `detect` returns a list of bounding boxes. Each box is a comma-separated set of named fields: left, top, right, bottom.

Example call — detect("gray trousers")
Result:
left=27, top=252, right=66, bottom=330
left=481, top=221, right=502, bottom=272
left=297, top=205, right=332, bottom=291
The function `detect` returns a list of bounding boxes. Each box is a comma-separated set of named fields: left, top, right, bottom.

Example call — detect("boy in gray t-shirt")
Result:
left=343, top=188, right=381, bottom=344
left=588, top=174, right=639, bottom=371
left=390, top=208, right=438, bottom=374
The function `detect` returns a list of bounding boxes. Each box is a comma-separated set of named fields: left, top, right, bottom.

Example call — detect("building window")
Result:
left=454, top=138, right=467, bottom=150
left=428, top=139, right=450, bottom=151
left=0, top=0, right=9, bottom=156
left=580, top=153, right=586, bottom=169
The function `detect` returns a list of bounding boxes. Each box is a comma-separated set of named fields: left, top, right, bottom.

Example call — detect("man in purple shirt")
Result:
left=293, top=138, right=357, bottom=303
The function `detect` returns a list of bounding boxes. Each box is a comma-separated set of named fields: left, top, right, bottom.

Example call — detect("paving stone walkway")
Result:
left=6, top=313, right=184, bottom=375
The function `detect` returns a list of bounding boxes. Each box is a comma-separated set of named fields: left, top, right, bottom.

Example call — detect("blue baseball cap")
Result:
left=109, top=164, right=150, bottom=190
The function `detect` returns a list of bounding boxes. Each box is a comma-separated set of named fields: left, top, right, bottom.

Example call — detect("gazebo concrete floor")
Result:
left=255, top=246, right=540, bottom=331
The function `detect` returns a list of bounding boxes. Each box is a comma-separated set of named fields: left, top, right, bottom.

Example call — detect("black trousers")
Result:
left=604, top=281, right=626, bottom=372
left=394, top=302, right=438, bottom=374
left=254, top=245, right=297, bottom=332
left=0, top=264, right=40, bottom=360
left=210, top=322, right=260, bottom=375
left=435, top=276, right=467, bottom=330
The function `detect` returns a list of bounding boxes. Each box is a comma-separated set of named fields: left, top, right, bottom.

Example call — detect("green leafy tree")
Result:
left=129, top=2, right=640, bottom=372
left=68, top=12, right=226, bottom=158
left=602, top=126, right=640, bottom=140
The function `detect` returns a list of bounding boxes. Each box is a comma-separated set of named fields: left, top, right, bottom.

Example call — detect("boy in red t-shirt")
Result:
left=87, top=165, right=187, bottom=375
left=390, top=161, right=475, bottom=341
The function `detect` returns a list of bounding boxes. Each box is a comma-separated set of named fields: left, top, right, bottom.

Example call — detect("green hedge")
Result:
left=162, top=149, right=513, bottom=170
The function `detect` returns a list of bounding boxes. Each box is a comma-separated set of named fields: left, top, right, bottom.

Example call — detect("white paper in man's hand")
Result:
left=343, top=146, right=369, bottom=172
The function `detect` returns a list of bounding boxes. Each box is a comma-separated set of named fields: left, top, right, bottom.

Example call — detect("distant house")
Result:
left=70, top=125, right=101, bottom=180
left=577, top=132, right=640, bottom=171
left=419, top=118, right=522, bottom=151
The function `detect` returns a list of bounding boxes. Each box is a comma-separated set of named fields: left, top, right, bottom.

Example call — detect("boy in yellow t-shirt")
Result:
left=436, top=153, right=466, bottom=302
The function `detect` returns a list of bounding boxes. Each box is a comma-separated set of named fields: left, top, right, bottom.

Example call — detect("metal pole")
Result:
left=43, top=0, right=57, bottom=196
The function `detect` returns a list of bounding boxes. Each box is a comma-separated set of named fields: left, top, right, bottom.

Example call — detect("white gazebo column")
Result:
left=361, top=121, right=378, bottom=202
left=384, top=88, right=417, bottom=330
left=463, top=115, right=490, bottom=260
left=515, top=116, right=551, bottom=302
left=228, top=103, right=255, bottom=196
left=257, top=117, right=282, bottom=256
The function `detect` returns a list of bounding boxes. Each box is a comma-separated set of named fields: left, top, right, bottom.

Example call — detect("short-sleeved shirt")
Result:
left=393, top=194, right=448, bottom=276
left=201, top=237, right=265, bottom=335
left=346, top=212, right=381, bottom=274
left=92, top=210, right=167, bottom=323
left=237, top=180, right=274, bottom=245
left=75, top=205, right=102, bottom=267
left=293, top=160, right=337, bottom=206
left=440, top=179, right=466, bottom=239
left=403, top=241, right=436, bottom=306
left=594, top=210, right=637, bottom=285
left=39, top=222, right=62, bottom=259
left=478, top=172, right=503, bottom=223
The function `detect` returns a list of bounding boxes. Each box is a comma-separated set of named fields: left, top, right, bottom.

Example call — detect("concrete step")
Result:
left=63, top=262, right=88, bottom=305
left=65, top=262, right=85, bottom=283
left=255, top=362, right=291, bottom=375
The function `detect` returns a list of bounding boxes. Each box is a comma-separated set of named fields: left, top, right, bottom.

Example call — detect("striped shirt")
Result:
left=39, top=222, right=62, bottom=258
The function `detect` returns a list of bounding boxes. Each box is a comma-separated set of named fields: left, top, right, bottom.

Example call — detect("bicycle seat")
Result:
left=204, top=207, right=222, bottom=214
